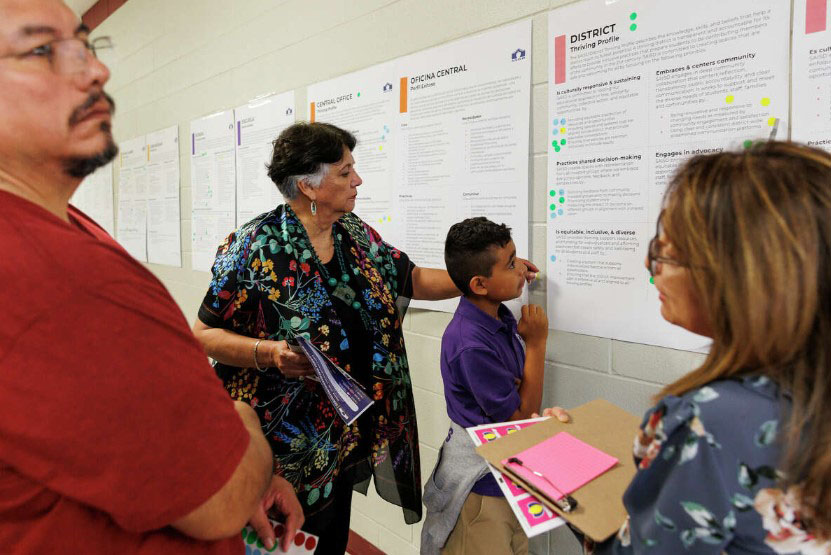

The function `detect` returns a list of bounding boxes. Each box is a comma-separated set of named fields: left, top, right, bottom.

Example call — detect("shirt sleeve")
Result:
left=594, top=402, right=734, bottom=554
left=453, top=347, right=521, bottom=423
left=0, top=275, right=249, bottom=533
left=389, top=246, right=415, bottom=299
left=198, top=228, right=248, bottom=329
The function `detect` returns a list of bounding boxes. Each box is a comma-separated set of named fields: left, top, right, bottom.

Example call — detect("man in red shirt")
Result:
left=0, top=0, right=302, bottom=552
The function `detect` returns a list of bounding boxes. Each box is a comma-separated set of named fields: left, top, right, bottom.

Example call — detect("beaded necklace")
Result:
left=295, top=213, right=373, bottom=331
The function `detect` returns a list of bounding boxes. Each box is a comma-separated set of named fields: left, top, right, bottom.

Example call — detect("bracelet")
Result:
left=253, top=339, right=264, bottom=371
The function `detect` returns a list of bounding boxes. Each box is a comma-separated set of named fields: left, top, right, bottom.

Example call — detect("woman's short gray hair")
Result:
left=267, top=122, right=357, bottom=201
left=281, top=163, right=331, bottom=200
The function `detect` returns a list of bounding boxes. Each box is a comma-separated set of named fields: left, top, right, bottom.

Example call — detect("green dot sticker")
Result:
left=559, top=196, right=565, bottom=203
left=560, top=139, right=566, bottom=145
left=554, top=144, right=561, bottom=152
left=549, top=190, right=556, bottom=197
left=630, top=12, right=638, bottom=20
left=649, top=277, right=654, bottom=284
left=761, top=97, right=770, bottom=106
left=743, top=139, right=753, bottom=149
left=726, top=95, right=734, bottom=104
left=550, top=204, right=556, bottom=210
left=630, top=23, right=637, bottom=31
left=357, top=92, right=361, bottom=97
left=552, top=140, right=557, bottom=147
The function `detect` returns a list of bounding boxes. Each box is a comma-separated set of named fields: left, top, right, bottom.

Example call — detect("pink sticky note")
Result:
left=502, top=432, right=618, bottom=500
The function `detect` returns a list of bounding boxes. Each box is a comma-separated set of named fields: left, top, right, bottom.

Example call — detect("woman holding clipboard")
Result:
left=582, top=143, right=831, bottom=554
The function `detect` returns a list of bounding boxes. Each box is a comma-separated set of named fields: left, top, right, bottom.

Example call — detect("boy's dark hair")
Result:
left=445, top=217, right=512, bottom=296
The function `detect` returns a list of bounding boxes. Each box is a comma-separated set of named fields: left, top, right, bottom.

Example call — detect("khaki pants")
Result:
left=442, top=493, right=529, bottom=555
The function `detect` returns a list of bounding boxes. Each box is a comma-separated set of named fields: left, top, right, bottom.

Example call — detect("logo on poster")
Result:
left=383, top=82, right=393, bottom=92
left=511, top=48, right=526, bottom=61
left=286, top=107, right=293, bottom=115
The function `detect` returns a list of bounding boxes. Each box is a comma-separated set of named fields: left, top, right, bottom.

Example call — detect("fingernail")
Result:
left=265, top=537, right=275, bottom=550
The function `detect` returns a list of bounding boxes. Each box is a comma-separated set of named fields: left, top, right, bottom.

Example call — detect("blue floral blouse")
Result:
left=594, top=376, right=829, bottom=555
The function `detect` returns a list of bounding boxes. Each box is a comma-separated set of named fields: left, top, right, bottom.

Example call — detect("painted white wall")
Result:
left=96, top=1, right=707, bottom=553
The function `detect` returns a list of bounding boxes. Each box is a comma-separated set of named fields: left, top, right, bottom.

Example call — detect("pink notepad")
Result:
left=502, top=431, right=618, bottom=500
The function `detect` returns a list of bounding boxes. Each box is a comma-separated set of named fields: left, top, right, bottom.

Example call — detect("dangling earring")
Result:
left=311, top=200, right=317, bottom=216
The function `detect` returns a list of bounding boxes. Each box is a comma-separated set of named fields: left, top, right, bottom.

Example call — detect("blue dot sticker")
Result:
left=559, top=189, right=565, bottom=195
left=560, top=118, right=566, bottom=125
left=550, top=255, right=557, bottom=262
left=558, top=208, right=564, bottom=215
left=550, top=213, right=557, bottom=219
left=553, top=128, right=559, bottom=135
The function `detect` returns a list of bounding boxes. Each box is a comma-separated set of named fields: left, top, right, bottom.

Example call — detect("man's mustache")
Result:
left=68, top=91, right=116, bottom=127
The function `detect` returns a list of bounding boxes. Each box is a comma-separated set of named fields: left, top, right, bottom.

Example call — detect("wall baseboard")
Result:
left=347, top=530, right=386, bottom=555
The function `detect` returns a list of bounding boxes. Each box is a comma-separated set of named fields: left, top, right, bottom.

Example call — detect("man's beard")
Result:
left=63, top=91, right=119, bottom=179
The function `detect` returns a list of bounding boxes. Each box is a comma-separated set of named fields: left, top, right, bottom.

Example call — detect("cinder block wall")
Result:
left=96, top=1, right=706, bottom=552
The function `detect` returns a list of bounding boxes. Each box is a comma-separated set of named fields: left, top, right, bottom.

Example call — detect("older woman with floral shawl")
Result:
left=194, top=122, right=537, bottom=554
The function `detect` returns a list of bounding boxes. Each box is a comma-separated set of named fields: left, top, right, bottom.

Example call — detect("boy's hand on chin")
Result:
left=517, top=304, right=548, bottom=346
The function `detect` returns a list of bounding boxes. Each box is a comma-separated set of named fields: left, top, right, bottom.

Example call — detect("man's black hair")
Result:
left=444, top=217, right=512, bottom=296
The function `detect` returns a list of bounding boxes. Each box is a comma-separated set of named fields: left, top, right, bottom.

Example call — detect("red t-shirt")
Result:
left=0, top=191, right=248, bottom=553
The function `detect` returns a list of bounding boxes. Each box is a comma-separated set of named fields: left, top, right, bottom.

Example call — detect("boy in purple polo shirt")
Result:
left=424, top=217, right=549, bottom=555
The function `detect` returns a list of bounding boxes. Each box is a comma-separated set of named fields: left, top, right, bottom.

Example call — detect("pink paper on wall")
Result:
left=502, top=431, right=618, bottom=500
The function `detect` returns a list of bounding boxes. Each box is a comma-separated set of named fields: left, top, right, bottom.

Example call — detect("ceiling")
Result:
left=65, top=0, right=98, bottom=17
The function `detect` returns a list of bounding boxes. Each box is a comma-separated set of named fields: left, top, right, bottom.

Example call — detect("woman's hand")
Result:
left=532, top=406, right=571, bottom=422
left=519, top=258, right=540, bottom=283
left=265, top=341, right=315, bottom=378
left=248, top=474, right=305, bottom=552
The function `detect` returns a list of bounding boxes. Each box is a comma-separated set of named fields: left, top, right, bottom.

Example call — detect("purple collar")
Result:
left=455, top=296, right=517, bottom=334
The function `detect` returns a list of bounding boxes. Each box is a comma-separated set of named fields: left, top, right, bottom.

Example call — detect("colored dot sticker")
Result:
left=378, top=145, right=383, bottom=151
left=554, top=145, right=561, bottom=152
left=294, top=532, right=306, bottom=547
left=553, top=117, right=559, bottom=124
left=550, top=213, right=557, bottom=219
left=630, top=12, right=638, bottom=20
left=743, top=139, right=753, bottom=149
left=549, top=190, right=556, bottom=197
left=559, top=188, right=565, bottom=195
left=726, top=95, right=734, bottom=104
left=630, top=23, right=637, bottom=31
left=761, top=97, right=770, bottom=106
left=529, top=502, right=545, bottom=517
left=558, top=208, right=564, bottom=215
left=560, top=127, right=566, bottom=133
left=552, top=140, right=557, bottom=147
left=550, top=255, right=557, bottom=262
left=560, top=139, right=566, bottom=145
left=560, top=118, right=566, bottom=125
left=559, top=196, right=565, bottom=203
left=550, top=203, right=556, bottom=210
left=768, top=117, right=777, bottom=126
left=306, top=536, right=318, bottom=551
left=553, top=128, right=559, bottom=135
left=357, top=92, right=361, bottom=97
left=649, top=277, right=654, bottom=284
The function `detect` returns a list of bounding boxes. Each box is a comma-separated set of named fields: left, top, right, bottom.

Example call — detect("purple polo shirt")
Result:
left=440, top=297, right=525, bottom=496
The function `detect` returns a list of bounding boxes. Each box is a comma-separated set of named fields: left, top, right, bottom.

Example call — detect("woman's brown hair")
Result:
left=657, top=141, right=831, bottom=535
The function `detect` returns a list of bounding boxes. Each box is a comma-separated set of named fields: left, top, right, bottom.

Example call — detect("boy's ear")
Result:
left=468, top=275, right=488, bottom=296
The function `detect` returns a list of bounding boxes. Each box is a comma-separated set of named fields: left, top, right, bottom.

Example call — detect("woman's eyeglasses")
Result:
left=647, top=216, right=688, bottom=277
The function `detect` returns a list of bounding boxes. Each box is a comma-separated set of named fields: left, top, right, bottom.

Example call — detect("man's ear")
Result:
left=468, top=275, right=488, bottom=296
left=296, top=179, right=316, bottom=201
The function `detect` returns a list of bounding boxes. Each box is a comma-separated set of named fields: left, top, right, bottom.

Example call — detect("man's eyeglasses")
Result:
left=0, top=36, right=114, bottom=76
left=647, top=217, right=688, bottom=277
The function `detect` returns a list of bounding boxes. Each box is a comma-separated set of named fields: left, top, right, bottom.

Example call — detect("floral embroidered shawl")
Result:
left=198, top=205, right=421, bottom=523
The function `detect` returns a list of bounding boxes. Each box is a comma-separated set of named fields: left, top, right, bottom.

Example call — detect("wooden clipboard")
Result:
left=476, top=399, right=641, bottom=542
